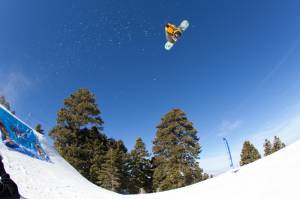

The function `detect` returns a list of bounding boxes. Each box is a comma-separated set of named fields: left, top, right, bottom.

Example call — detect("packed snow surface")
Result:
left=1, top=125, right=299, bottom=199
left=0, top=135, right=120, bottom=199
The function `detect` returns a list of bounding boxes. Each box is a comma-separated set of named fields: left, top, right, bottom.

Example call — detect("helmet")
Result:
left=165, top=23, right=176, bottom=34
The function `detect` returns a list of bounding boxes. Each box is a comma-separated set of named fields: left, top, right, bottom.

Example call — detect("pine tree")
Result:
left=76, top=127, right=109, bottom=181
left=129, top=137, right=152, bottom=193
left=49, top=88, right=104, bottom=180
left=96, top=139, right=127, bottom=192
left=0, top=96, right=11, bottom=111
left=89, top=127, right=109, bottom=183
left=152, top=109, right=203, bottom=191
left=240, top=141, right=261, bottom=166
left=35, top=124, right=44, bottom=135
left=272, top=136, right=286, bottom=153
left=98, top=148, right=121, bottom=192
left=55, top=88, right=103, bottom=131
left=263, top=139, right=272, bottom=156
left=118, top=142, right=131, bottom=194
left=202, top=173, right=209, bottom=180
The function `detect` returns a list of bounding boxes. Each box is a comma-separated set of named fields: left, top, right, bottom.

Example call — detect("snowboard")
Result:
left=165, top=20, right=189, bottom=50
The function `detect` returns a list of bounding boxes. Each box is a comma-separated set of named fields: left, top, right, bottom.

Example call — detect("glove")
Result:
left=0, top=155, right=7, bottom=177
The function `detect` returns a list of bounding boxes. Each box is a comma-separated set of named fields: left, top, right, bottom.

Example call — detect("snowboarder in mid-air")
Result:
left=165, top=23, right=182, bottom=43
left=164, top=20, right=189, bottom=50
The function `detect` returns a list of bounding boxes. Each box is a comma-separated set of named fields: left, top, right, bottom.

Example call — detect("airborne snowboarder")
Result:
left=164, top=20, right=189, bottom=50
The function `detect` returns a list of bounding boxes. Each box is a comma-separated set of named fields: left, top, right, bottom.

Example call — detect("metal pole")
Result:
left=223, top=137, right=234, bottom=169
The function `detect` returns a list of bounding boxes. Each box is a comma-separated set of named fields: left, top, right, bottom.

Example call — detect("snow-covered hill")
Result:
left=129, top=139, right=300, bottom=199
left=2, top=134, right=299, bottom=199
left=0, top=104, right=299, bottom=199
left=0, top=135, right=120, bottom=199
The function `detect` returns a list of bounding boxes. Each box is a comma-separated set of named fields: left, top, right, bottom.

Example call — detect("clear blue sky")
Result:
left=1, top=0, right=300, bottom=174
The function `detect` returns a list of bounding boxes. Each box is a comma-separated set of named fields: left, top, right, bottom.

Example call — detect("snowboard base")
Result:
left=165, top=41, right=175, bottom=51
left=179, top=20, right=189, bottom=31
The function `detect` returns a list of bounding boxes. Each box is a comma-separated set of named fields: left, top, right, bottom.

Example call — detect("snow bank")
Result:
left=2, top=137, right=299, bottom=199
left=0, top=138, right=120, bottom=199
left=126, top=139, right=300, bottom=199
left=0, top=102, right=299, bottom=198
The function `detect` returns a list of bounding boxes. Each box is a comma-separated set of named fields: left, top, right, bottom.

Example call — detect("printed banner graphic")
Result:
left=0, top=105, right=49, bottom=161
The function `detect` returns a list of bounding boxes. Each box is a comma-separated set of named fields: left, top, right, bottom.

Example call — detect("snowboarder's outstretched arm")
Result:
left=0, top=155, right=20, bottom=199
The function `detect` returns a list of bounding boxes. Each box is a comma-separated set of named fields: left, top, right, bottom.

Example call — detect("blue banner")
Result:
left=0, top=105, right=49, bottom=161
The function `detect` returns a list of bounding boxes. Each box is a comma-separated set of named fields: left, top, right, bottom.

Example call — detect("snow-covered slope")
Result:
left=1, top=122, right=299, bottom=198
left=129, top=139, right=300, bottom=199
left=0, top=135, right=120, bottom=199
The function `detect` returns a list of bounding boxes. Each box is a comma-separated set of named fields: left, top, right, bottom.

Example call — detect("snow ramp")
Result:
left=0, top=104, right=120, bottom=199
left=1, top=103, right=300, bottom=198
